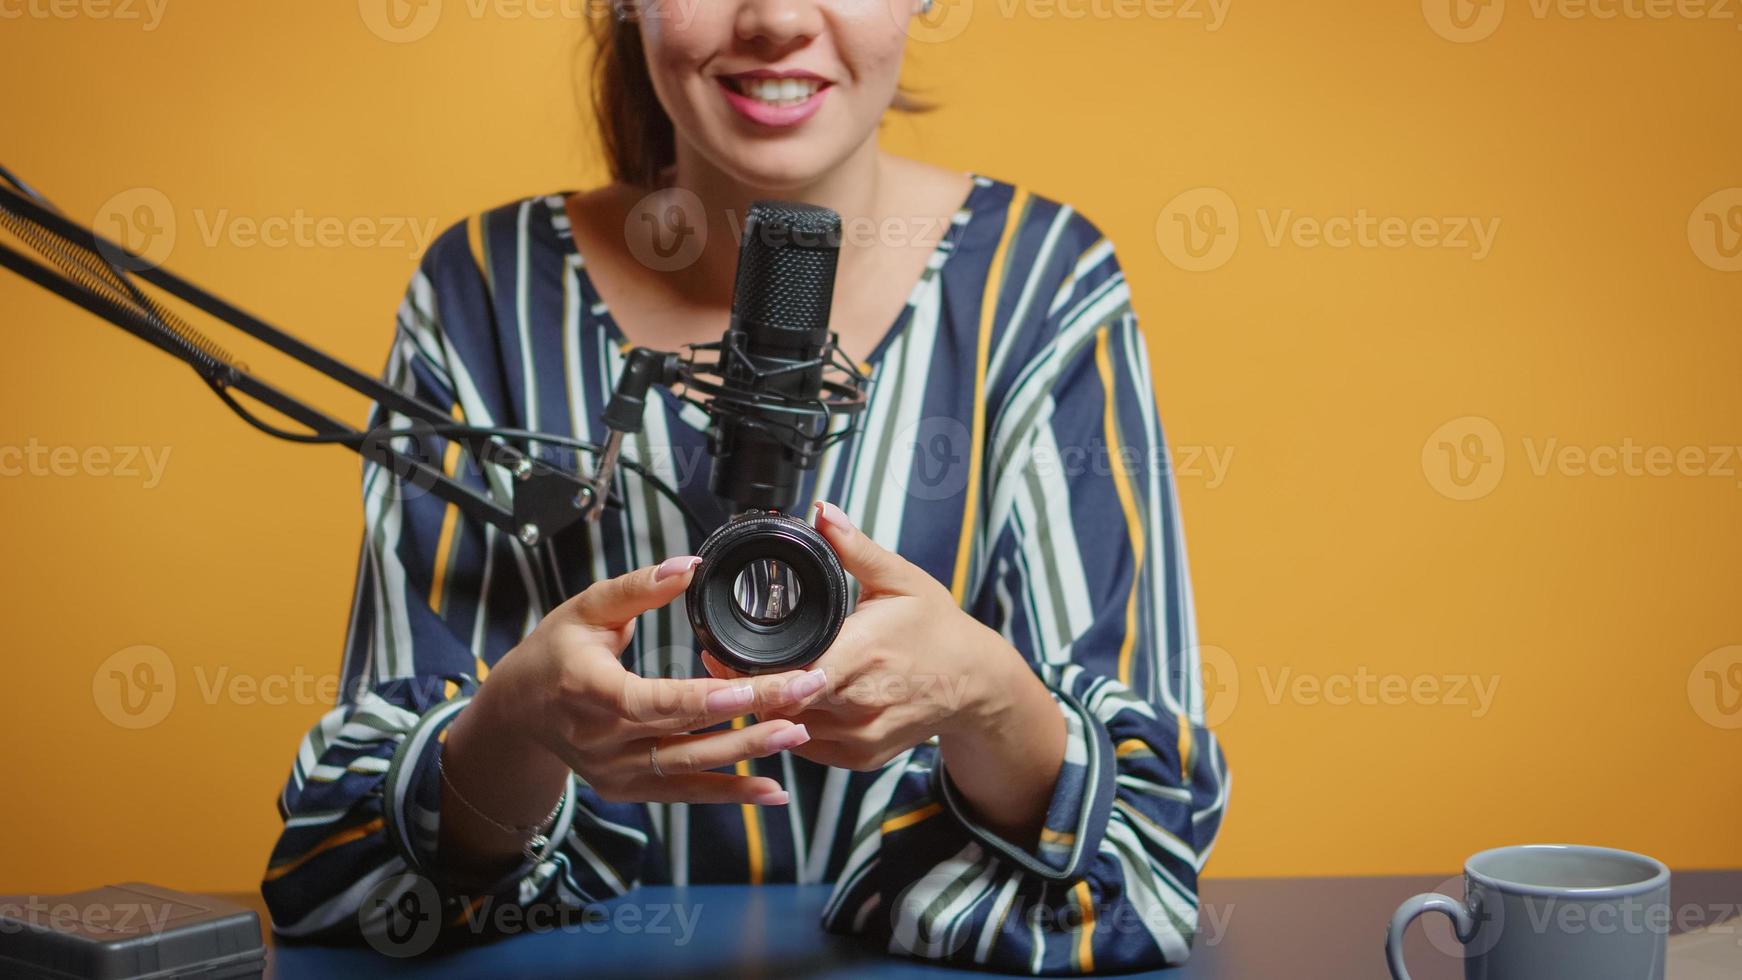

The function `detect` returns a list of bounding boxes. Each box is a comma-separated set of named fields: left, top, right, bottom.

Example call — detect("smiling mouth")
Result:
left=719, top=76, right=830, bottom=107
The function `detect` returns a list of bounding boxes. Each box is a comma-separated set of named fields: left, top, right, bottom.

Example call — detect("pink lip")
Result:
left=715, top=74, right=831, bottom=129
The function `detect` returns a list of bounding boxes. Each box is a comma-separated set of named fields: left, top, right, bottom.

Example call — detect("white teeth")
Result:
left=737, top=77, right=821, bottom=107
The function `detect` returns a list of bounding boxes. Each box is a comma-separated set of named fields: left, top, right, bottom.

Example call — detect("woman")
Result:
left=262, top=0, right=1228, bottom=972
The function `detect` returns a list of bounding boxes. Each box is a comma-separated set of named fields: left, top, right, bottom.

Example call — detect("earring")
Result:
left=919, top=0, right=934, bottom=12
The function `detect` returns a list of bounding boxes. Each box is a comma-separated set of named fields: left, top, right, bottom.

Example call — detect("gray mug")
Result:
left=1386, top=843, right=1670, bottom=980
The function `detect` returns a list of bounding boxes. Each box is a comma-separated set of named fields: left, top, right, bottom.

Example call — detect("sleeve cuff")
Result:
left=932, top=685, right=1116, bottom=881
left=382, top=693, right=577, bottom=897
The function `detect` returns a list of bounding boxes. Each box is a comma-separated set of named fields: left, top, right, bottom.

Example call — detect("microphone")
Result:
left=587, top=200, right=871, bottom=674
left=709, top=200, right=843, bottom=512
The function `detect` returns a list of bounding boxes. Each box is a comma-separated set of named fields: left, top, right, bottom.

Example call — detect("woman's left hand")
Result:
left=702, top=500, right=1067, bottom=845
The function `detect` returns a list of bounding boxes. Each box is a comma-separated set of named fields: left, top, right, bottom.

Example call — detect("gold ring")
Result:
left=650, top=742, right=665, bottom=778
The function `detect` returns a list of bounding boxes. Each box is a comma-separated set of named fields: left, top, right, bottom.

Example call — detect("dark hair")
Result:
left=586, top=14, right=933, bottom=189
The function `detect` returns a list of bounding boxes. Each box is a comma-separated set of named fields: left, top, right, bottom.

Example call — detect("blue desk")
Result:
left=257, top=872, right=1741, bottom=979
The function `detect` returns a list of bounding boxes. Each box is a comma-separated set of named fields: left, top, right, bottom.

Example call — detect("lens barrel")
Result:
left=686, top=511, right=847, bottom=675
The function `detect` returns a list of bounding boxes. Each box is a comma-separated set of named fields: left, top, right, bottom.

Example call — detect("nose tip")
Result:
left=734, top=0, right=824, bottom=48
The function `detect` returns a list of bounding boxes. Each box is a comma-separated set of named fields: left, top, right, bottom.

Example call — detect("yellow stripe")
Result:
left=449, top=895, right=488, bottom=927
left=1094, top=326, right=1146, bottom=686
left=949, top=187, right=1030, bottom=603
left=732, top=715, right=765, bottom=884
left=1039, top=827, right=1076, bottom=846
left=1177, top=711, right=1193, bottom=781
left=1072, top=880, right=1096, bottom=972
left=880, top=801, right=943, bottom=834
left=426, top=403, right=466, bottom=615
left=465, top=213, right=489, bottom=284
left=262, top=817, right=385, bottom=882
left=1114, top=738, right=1151, bottom=758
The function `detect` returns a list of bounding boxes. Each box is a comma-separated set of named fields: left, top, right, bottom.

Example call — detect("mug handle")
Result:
left=1386, top=892, right=1477, bottom=980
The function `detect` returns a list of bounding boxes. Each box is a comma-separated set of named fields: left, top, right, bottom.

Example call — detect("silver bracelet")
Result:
left=437, top=753, right=564, bottom=864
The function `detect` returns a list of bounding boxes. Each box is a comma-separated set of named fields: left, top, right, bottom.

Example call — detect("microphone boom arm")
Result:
left=0, top=174, right=607, bottom=548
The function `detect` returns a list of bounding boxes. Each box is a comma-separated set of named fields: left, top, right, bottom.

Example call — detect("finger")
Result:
left=565, top=555, right=702, bottom=633
left=813, top=500, right=927, bottom=597
left=642, top=719, right=812, bottom=776
left=630, top=772, right=790, bottom=806
left=620, top=665, right=831, bottom=732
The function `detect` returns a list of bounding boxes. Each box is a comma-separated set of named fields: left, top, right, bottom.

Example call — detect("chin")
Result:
left=710, top=149, right=841, bottom=195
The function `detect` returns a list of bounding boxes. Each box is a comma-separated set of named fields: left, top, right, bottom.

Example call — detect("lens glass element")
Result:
left=732, top=558, right=804, bottom=626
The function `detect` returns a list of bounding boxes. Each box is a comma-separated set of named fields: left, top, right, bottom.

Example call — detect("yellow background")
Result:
left=2, top=1, right=1739, bottom=894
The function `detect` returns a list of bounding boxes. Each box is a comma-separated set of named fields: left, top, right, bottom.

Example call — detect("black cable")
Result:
left=1, top=164, right=709, bottom=538
left=205, top=379, right=708, bottom=537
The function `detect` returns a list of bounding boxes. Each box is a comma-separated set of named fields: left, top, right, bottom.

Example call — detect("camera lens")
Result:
left=687, top=512, right=846, bottom=675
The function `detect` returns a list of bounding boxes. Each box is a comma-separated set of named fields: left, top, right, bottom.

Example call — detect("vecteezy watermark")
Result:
left=0, top=896, right=180, bottom=938
left=889, top=868, right=1236, bottom=959
left=91, top=645, right=368, bottom=729
left=1196, top=648, right=1501, bottom=723
left=885, top=415, right=1237, bottom=502
left=1688, top=188, right=1742, bottom=273
left=620, top=186, right=959, bottom=273
left=357, top=0, right=701, bottom=44
left=359, top=872, right=704, bottom=958
left=92, top=187, right=438, bottom=272
left=0, top=0, right=168, bottom=30
left=1423, top=0, right=1742, bottom=42
left=1156, top=188, right=1501, bottom=271
left=1688, top=644, right=1742, bottom=730
left=0, top=439, right=173, bottom=488
left=896, top=0, right=1230, bottom=43
left=1258, top=666, right=1502, bottom=718
left=1422, top=415, right=1742, bottom=501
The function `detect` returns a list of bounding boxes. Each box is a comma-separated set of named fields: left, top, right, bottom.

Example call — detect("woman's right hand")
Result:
left=444, top=555, right=830, bottom=843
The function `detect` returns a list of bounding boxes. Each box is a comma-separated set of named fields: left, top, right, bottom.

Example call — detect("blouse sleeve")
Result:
left=260, top=223, right=650, bottom=941
left=820, top=213, right=1230, bottom=974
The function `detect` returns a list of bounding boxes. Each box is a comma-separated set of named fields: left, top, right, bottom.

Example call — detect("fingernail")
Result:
left=814, top=500, right=853, bottom=534
left=752, top=787, right=790, bottom=806
left=705, top=682, right=754, bottom=712
left=784, top=668, right=827, bottom=702
left=655, top=555, right=702, bottom=582
left=767, top=724, right=810, bottom=752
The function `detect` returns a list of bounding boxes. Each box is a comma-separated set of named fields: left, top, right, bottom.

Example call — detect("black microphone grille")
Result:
left=731, top=200, right=843, bottom=334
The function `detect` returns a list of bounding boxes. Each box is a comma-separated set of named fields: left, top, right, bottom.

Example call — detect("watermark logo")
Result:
left=1158, top=190, right=1497, bottom=270
left=95, top=187, right=176, bottom=272
left=1688, top=187, right=1742, bottom=273
left=360, top=873, right=443, bottom=957
left=1688, top=645, right=1742, bottom=730
left=359, top=0, right=442, bottom=42
left=1196, top=644, right=1239, bottom=728
left=93, top=644, right=176, bottom=730
left=359, top=417, right=444, bottom=507
left=0, top=0, right=169, bottom=30
left=1422, top=415, right=1506, bottom=501
left=888, top=416, right=973, bottom=502
left=624, top=185, right=708, bottom=273
left=1427, top=0, right=1741, bottom=41
left=1156, top=187, right=1240, bottom=272
left=901, top=0, right=976, bottom=42
left=0, top=440, right=173, bottom=488
left=1423, top=0, right=1506, bottom=41
left=1419, top=875, right=1507, bottom=958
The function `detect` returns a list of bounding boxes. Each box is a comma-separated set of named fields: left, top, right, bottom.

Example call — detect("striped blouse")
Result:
left=261, top=173, right=1229, bottom=974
